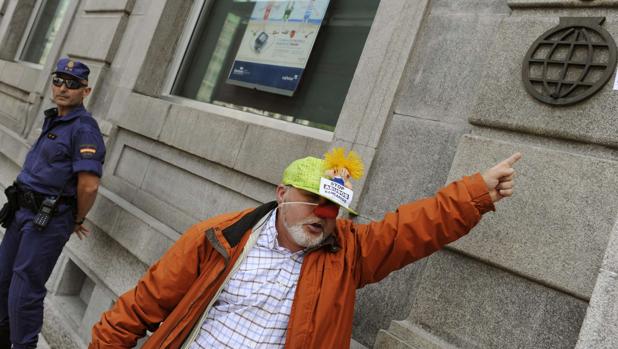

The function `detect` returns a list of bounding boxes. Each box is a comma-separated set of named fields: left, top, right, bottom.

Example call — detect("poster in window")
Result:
left=227, top=0, right=330, bottom=96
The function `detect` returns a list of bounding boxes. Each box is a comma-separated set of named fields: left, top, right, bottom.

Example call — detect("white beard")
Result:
left=284, top=218, right=325, bottom=249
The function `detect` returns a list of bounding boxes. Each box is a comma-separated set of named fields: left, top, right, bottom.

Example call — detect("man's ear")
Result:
left=276, top=185, right=288, bottom=204
left=82, top=86, right=92, bottom=98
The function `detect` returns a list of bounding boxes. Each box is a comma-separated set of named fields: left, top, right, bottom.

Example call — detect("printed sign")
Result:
left=227, top=0, right=331, bottom=96
left=319, top=177, right=353, bottom=209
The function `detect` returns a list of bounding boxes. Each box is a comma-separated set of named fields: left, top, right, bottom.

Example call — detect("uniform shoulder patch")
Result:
left=80, top=144, right=97, bottom=158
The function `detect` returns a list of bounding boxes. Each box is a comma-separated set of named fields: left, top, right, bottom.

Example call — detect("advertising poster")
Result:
left=227, top=0, right=331, bottom=96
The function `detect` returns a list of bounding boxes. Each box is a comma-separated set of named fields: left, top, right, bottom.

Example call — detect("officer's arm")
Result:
left=75, top=172, right=99, bottom=224
left=71, top=126, right=106, bottom=237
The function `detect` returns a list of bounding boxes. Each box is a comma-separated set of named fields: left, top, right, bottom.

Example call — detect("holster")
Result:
left=0, top=183, right=18, bottom=228
left=0, top=183, right=77, bottom=229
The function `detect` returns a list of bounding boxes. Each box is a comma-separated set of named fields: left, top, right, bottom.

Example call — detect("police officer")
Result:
left=0, top=57, right=106, bottom=349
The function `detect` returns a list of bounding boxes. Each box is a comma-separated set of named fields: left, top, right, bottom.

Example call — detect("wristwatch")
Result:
left=75, top=217, right=85, bottom=225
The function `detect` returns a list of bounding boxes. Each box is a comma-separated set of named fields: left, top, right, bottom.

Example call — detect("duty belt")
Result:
left=16, top=186, right=75, bottom=212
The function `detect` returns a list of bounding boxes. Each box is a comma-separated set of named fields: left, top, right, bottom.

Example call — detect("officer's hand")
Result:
left=73, top=223, right=90, bottom=240
left=481, top=152, right=522, bottom=203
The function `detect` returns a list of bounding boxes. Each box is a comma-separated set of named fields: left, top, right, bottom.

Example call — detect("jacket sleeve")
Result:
left=352, top=173, right=494, bottom=288
left=89, top=223, right=207, bottom=348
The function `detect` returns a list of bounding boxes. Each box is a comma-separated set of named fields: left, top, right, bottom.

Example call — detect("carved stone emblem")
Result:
left=522, top=17, right=617, bottom=106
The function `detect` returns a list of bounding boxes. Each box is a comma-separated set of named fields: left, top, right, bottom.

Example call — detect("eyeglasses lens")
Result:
left=52, top=76, right=83, bottom=89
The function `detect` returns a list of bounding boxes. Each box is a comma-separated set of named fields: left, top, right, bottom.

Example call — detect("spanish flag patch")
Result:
left=80, top=146, right=96, bottom=158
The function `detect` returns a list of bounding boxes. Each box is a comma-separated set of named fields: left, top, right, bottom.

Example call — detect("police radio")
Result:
left=33, top=196, right=59, bottom=230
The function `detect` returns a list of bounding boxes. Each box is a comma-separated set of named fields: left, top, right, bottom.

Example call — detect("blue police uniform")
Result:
left=0, top=58, right=105, bottom=348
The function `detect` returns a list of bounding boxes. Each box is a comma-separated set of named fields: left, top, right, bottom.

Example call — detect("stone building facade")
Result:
left=0, top=0, right=616, bottom=348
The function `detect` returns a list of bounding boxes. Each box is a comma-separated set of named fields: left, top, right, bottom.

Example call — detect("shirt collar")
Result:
left=45, top=104, right=87, bottom=124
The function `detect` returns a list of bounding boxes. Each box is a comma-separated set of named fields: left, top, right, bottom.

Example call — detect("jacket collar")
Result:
left=220, top=201, right=341, bottom=253
left=44, top=104, right=87, bottom=124
left=222, top=201, right=278, bottom=247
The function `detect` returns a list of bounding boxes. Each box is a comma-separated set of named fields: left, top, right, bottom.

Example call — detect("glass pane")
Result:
left=21, top=0, right=70, bottom=65
left=173, top=0, right=380, bottom=131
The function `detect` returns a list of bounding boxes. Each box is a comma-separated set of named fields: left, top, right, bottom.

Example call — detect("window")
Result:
left=19, top=0, right=70, bottom=65
left=170, top=0, right=380, bottom=131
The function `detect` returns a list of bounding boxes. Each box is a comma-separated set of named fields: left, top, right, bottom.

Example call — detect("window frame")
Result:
left=14, top=0, right=44, bottom=66
left=153, top=0, right=427, bottom=162
left=162, top=0, right=361, bottom=139
left=15, top=0, right=68, bottom=67
left=162, top=0, right=210, bottom=97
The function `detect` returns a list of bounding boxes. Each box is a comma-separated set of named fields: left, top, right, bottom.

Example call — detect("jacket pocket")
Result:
left=41, top=139, right=69, bottom=163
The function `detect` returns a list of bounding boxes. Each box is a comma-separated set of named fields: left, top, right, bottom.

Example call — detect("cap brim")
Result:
left=288, top=183, right=358, bottom=216
left=52, top=71, right=87, bottom=82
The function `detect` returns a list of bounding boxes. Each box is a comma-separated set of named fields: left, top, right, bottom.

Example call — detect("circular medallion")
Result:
left=522, top=17, right=617, bottom=106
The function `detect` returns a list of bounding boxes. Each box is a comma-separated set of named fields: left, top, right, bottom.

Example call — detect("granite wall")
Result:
left=371, top=0, right=618, bottom=348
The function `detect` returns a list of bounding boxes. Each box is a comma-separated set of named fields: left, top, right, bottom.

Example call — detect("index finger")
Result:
left=501, top=152, right=522, bottom=167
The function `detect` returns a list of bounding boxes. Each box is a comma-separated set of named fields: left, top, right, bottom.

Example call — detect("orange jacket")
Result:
left=90, top=173, right=493, bottom=348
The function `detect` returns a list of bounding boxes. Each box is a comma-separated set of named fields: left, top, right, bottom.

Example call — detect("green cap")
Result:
left=281, top=156, right=357, bottom=215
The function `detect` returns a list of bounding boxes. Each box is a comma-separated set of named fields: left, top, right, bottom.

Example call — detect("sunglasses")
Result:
left=51, top=76, right=86, bottom=89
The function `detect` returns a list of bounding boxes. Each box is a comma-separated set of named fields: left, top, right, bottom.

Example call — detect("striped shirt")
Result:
left=189, top=210, right=305, bottom=348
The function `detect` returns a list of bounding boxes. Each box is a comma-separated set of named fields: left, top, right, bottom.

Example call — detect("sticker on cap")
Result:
left=319, top=177, right=353, bottom=208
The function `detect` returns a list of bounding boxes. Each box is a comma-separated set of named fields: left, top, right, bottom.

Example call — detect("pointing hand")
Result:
left=481, top=153, right=522, bottom=203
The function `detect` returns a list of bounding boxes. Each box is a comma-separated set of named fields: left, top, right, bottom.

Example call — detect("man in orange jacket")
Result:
left=90, top=149, right=521, bottom=349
